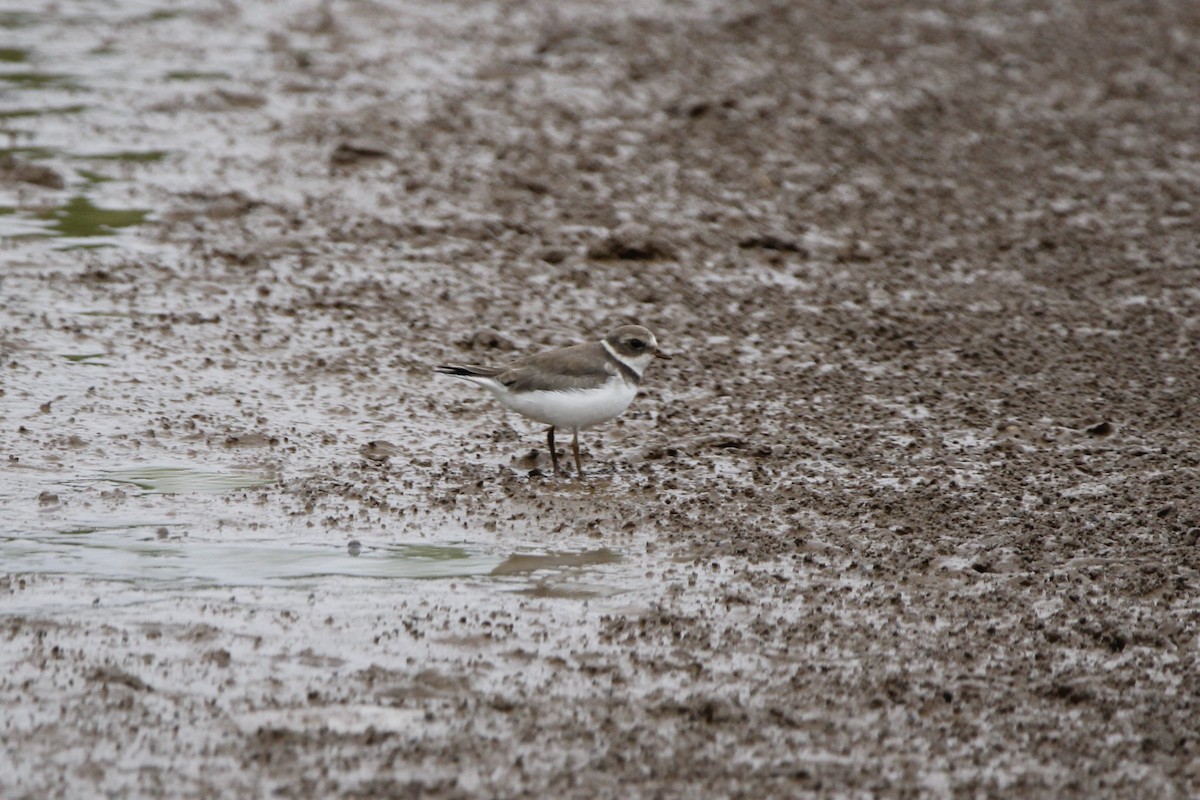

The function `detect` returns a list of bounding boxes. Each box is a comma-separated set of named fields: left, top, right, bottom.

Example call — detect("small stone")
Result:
left=360, top=440, right=399, bottom=463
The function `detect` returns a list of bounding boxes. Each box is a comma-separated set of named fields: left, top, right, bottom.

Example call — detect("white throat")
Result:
left=602, top=339, right=652, bottom=381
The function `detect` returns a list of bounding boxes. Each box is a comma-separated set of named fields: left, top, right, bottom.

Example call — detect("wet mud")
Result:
left=1, top=0, right=1199, bottom=797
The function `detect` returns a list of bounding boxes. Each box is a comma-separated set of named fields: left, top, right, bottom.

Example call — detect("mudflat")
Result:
left=1, top=1, right=1197, bottom=797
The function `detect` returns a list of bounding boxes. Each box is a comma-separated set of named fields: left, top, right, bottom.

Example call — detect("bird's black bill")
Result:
left=654, top=350, right=672, bottom=360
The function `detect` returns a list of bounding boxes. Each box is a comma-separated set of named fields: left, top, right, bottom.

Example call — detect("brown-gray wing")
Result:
left=496, top=343, right=615, bottom=392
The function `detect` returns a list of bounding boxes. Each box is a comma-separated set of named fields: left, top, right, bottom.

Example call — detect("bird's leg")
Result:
left=546, top=426, right=560, bottom=475
left=572, top=428, right=584, bottom=478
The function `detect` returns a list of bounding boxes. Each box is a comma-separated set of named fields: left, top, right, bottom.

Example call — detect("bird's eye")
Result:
left=630, top=339, right=645, bottom=349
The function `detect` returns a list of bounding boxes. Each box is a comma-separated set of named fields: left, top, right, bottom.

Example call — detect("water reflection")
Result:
left=0, top=526, right=501, bottom=585
left=0, top=195, right=149, bottom=242
left=0, top=525, right=625, bottom=594
left=491, top=549, right=621, bottom=575
left=96, top=466, right=275, bottom=493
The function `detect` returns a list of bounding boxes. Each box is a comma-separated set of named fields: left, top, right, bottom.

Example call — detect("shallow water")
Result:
left=0, top=4, right=211, bottom=249
left=95, top=465, right=275, bottom=493
left=2, top=458, right=630, bottom=597
left=0, top=525, right=500, bottom=586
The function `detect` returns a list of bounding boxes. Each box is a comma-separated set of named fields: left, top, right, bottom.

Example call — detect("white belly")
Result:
left=490, top=378, right=638, bottom=430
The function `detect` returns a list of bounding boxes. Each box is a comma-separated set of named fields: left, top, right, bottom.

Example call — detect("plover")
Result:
left=435, top=324, right=671, bottom=476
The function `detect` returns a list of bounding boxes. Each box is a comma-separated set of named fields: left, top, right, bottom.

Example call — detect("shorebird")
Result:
left=435, top=324, right=670, bottom=476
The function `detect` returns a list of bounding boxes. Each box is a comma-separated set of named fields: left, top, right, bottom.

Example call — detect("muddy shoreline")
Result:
left=2, top=1, right=1199, bottom=797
